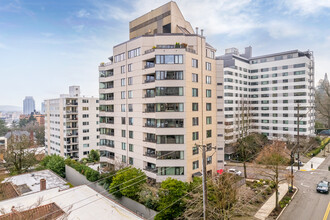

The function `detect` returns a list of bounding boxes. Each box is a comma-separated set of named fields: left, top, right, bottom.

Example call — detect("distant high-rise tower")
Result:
left=23, top=96, right=35, bottom=115
left=41, top=102, right=46, bottom=114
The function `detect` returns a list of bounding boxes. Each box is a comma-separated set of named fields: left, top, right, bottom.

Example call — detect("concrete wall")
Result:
left=65, top=165, right=158, bottom=219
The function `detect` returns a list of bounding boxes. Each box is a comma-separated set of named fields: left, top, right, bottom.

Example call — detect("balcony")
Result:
left=144, top=166, right=157, bottom=173
left=144, top=152, right=157, bottom=158
left=145, top=123, right=156, bottom=128
left=145, top=62, right=155, bottom=69
left=145, top=93, right=155, bottom=98
left=144, top=78, right=155, bottom=83
left=66, top=102, right=78, bottom=106
left=144, top=138, right=157, bottom=143
left=144, top=48, right=155, bottom=54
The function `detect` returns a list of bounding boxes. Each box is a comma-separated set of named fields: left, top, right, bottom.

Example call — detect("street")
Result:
left=279, top=155, right=330, bottom=220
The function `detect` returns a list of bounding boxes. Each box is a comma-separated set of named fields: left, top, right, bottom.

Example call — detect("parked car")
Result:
left=316, top=180, right=329, bottom=194
left=228, top=168, right=242, bottom=176
left=319, top=130, right=330, bottom=136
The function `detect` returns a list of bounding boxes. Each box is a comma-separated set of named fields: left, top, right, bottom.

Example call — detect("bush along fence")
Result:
left=65, top=159, right=100, bottom=182
left=306, top=137, right=330, bottom=157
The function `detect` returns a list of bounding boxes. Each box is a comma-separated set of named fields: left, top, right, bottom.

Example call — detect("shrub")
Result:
left=65, top=159, right=100, bottom=182
left=40, top=155, right=65, bottom=178
left=269, top=181, right=276, bottom=189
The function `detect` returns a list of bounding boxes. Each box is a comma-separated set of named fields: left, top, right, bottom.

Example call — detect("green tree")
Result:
left=19, top=118, right=28, bottom=128
left=0, top=119, right=8, bottom=136
left=87, top=149, right=100, bottom=162
left=109, top=167, right=146, bottom=200
left=40, top=155, right=65, bottom=178
left=155, top=178, right=187, bottom=220
left=4, top=134, right=38, bottom=174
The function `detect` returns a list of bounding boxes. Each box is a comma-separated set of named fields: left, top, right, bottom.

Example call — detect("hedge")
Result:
left=306, top=137, right=330, bottom=157
left=65, top=159, right=100, bottom=182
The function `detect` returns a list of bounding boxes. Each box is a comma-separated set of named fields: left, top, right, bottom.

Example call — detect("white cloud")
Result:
left=265, top=21, right=303, bottom=39
left=41, top=32, right=54, bottom=37
left=0, top=42, right=7, bottom=49
left=73, top=24, right=85, bottom=32
left=76, top=9, right=90, bottom=18
left=279, top=0, right=330, bottom=16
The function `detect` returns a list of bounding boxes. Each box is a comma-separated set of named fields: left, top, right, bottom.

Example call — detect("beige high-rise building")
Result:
left=98, top=2, right=224, bottom=182
left=44, top=86, right=99, bottom=160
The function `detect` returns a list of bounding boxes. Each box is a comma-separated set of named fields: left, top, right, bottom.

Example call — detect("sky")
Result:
left=1, top=0, right=330, bottom=109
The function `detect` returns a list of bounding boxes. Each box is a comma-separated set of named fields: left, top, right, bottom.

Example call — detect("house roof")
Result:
left=2, top=170, right=68, bottom=195
left=0, top=202, right=64, bottom=220
left=0, top=182, right=20, bottom=201
left=0, top=185, right=144, bottom=220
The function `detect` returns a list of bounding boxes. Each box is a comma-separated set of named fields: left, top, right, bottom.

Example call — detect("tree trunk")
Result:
left=243, top=161, right=247, bottom=179
left=275, top=166, right=279, bottom=210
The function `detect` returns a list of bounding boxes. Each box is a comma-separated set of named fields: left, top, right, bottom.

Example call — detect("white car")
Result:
left=228, top=168, right=242, bottom=176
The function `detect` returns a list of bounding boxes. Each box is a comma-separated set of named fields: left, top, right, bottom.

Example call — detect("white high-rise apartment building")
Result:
left=44, top=86, right=99, bottom=160
left=219, top=47, right=315, bottom=158
left=23, top=96, right=35, bottom=115
left=98, top=2, right=224, bottom=182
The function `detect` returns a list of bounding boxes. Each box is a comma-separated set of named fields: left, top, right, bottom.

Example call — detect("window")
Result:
left=128, top=63, right=132, bottom=72
left=192, top=88, right=198, bottom=97
left=192, top=103, right=198, bottom=111
left=121, top=130, right=126, bottom=137
left=121, top=104, right=125, bottom=112
left=282, top=65, right=288, bottom=69
left=129, top=144, right=133, bottom=152
left=282, top=72, right=288, bottom=76
left=129, top=157, right=134, bottom=165
left=114, top=53, right=125, bottom=62
left=294, top=71, right=305, bottom=75
left=128, top=104, right=133, bottom=112
left=128, top=77, right=133, bottom=85
left=156, top=55, right=183, bottom=64
left=82, top=114, right=89, bottom=118
left=294, top=63, right=305, bottom=68
left=121, top=78, right=125, bottom=86
left=122, top=155, right=126, bottom=163
left=192, top=132, right=199, bottom=140
left=206, top=130, right=212, bottom=138
left=156, top=87, right=183, bottom=96
left=206, top=62, right=211, bottom=70
left=129, top=117, right=133, bottom=125
left=206, top=103, right=211, bottom=111
left=192, top=146, right=199, bottom=155
left=206, top=116, right=212, bottom=124
left=207, top=156, right=212, bottom=165
left=156, top=71, right=183, bottom=80
left=83, top=144, right=89, bottom=147
left=121, top=142, right=126, bottom=150
left=128, top=90, right=133, bottom=99
left=192, top=59, right=198, bottom=68
left=121, top=91, right=125, bottom=99
left=129, top=131, right=133, bottom=139
left=206, top=76, right=211, bottom=84
left=193, top=160, right=199, bottom=169
left=192, top=73, right=198, bottom=82
left=121, top=117, right=126, bottom=124
left=83, top=136, right=89, bottom=140
left=192, top=117, right=199, bottom=126
left=128, top=47, right=140, bottom=58
left=206, top=89, right=211, bottom=97
left=121, top=65, right=125, bottom=73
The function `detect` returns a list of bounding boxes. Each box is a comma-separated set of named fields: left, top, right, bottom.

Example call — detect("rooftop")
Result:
left=0, top=185, right=144, bottom=220
left=2, top=170, right=68, bottom=195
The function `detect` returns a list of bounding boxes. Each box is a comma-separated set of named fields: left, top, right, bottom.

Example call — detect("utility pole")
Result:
left=202, top=144, right=208, bottom=220
left=297, top=103, right=300, bottom=170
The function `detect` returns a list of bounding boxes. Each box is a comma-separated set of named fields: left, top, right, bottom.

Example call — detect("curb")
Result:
left=275, top=186, right=299, bottom=220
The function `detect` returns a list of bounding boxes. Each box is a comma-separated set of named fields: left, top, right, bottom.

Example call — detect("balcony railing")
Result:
left=145, top=123, right=156, bottom=128
left=144, top=166, right=157, bottom=173
left=144, top=48, right=155, bottom=54
left=145, top=63, right=155, bottom=69
left=144, top=138, right=157, bottom=143
left=144, top=79, right=155, bottom=83
left=145, top=93, right=155, bottom=98
left=144, top=108, right=155, bottom=113
left=144, top=153, right=157, bottom=158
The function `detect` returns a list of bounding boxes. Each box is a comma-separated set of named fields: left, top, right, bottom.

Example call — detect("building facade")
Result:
left=98, top=2, right=224, bottom=182
left=23, top=96, right=35, bottom=115
left=44, top=86, right=99, bottom=160
left=219, top=47, right=315, bottom=158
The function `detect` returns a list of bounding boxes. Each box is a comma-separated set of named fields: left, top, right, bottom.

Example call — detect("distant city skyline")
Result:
left=1, top=0, right=330, bottom=106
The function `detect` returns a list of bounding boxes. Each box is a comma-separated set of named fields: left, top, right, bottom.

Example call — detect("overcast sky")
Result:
left=1, top=0, right=330, bottom=109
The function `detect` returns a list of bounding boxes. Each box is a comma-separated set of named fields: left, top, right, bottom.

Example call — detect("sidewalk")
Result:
left=254, top=183, right=288, bottom=220
left=300, top=157, right=325, bottom=171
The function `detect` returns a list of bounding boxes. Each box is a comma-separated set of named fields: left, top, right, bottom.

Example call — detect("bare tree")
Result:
left=181, top=174, right=237, bottom=220
left=4, top=134, right=38, bottom=174
left=315, top=74, right=330, bottom=128
left=256, top=141, right=290, bottom=210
